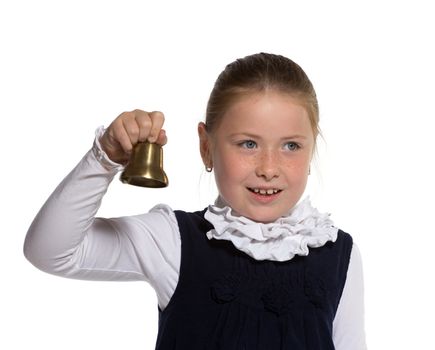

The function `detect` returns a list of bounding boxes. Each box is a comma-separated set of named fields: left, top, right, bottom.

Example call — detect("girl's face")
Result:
left=199, top=90, right=315, bottom=223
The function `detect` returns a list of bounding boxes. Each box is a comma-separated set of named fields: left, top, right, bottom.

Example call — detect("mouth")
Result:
left=247, top=187, right=282, bottom=196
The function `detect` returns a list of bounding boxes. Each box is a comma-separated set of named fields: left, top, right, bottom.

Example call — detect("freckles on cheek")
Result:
left=294, top=161, right=309, bottom=172
left=216, top=149, right=244, bottom=171
left=282, top=158, right=305, bottom=171
left=281, top=160, right=310, bottom=185
left=286, top=152, right=311, bottom=169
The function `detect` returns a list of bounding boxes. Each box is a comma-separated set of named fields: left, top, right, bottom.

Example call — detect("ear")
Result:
left=198, top=122, right=212, bottom=168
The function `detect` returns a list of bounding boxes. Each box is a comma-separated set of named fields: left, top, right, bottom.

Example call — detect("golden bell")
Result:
left=120, top=142, right=168, bottom=188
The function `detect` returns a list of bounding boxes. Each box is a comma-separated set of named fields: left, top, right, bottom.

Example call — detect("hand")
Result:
left=100, top=109, right=167, bottom=164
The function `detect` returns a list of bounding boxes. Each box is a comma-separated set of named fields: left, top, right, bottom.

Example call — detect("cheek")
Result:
left=214, top=152, right=247, bottom=182
left=213, top=155, right=255, bottom=198
left=296, top=158, right=311, bottom=174
left=283, top=154, right=310, bottom=171
left=280, top=155, right=311, bottom=186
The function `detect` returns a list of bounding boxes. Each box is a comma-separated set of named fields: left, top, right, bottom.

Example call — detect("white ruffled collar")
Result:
left=204, top=197, right=338, bottom=262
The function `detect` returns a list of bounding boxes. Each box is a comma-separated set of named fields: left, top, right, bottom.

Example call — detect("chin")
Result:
left=244, top=211, right=283, bottom=224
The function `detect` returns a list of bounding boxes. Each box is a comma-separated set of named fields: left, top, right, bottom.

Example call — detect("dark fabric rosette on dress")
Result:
left=207, top=256, right=330, bottom=349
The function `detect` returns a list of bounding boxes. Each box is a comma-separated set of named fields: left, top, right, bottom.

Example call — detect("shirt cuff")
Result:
left=92, top=125, right=125, bottom=172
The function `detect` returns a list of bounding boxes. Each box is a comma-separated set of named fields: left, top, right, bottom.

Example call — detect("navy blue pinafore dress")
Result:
left=155, top=209, right=353, bottom=350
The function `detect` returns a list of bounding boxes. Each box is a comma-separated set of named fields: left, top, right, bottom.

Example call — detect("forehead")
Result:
left=215, top=91, right=312, bottom=137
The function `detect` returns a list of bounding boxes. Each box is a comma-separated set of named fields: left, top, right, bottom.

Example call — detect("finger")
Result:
left=147, top=111, right=165, bottom=143
left=111, top=118, right=134, bottom=154
left=134, top=110, right=153, bottom=142
left=122, top=112, right=141, bottom=146
left=155, top=129, right=167, bottom=146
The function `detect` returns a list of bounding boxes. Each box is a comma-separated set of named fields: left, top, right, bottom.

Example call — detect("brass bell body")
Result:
left=120, top=142, right=168, bottom=188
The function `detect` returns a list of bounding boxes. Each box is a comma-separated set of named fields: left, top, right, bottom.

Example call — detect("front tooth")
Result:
left=266, top=189, right=274, bottom=195
left=259, top=189, right=267, bottom=195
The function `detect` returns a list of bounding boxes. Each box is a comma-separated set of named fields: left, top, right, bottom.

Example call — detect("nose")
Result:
left=255, top=149, right=280, bottom=180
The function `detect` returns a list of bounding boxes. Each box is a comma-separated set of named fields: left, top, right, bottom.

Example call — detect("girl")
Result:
left=24, top=53, right=366, bottom=349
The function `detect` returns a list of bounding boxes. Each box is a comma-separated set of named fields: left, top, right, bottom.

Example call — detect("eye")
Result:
left=284, top=142, right=300, bottom=151
left=240, top=140, right=257, bottom=149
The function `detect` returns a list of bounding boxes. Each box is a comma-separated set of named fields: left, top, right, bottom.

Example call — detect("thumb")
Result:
left=156, top=129, right=167, bottom=146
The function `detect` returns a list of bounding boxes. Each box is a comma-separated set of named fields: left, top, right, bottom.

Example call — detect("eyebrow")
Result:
left=229, top=133, right=308, bottom=140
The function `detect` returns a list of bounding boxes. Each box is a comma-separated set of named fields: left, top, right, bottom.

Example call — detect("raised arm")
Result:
left=23, top=111, right=179, bottom=305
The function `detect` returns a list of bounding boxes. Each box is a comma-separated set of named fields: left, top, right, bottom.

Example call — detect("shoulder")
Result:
left=335, top=229, right=354, bottom=265
left=171, top=208, right=215, bottom=245
left=148, top=204, right=178, bottom=225
left=173, top=208, right=207, bottom=218
left=173, top=208, right=210, bottom=226
left=317, top=228, right=353, bottom=257
left=145, top=205, right=213, bottom=236
left=333, top=230, right=364, bottom=291
left=311, top=229, right=354, bottom=283
left=336, top=229, right=354, bottom=248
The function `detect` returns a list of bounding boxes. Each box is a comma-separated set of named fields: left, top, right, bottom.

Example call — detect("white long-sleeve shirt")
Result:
left=23, top=131, right=367, bottom=349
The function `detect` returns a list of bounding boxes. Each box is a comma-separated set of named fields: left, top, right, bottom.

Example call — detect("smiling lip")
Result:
left=247, top=187, right=282, bottom=203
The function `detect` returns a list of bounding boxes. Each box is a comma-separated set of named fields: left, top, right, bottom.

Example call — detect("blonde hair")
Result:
left=205, top=53, right=320, bottom=140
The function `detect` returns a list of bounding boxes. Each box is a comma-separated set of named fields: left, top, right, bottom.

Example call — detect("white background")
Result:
left=1, top=0, right=434, bottom=348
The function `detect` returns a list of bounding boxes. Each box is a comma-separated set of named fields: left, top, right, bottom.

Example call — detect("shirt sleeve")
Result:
left=23, top=126, right=181, bottom=309
left=333, top=243, right=367, bottom=350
